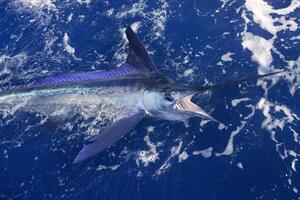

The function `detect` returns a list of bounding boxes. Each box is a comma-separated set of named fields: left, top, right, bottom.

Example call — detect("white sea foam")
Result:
left=0, top=53, right=28, bottom=84
left=216, top=106, right=255, bottom=157
left=193, top=147, right=213, bottom=158
left=289, top=127, right=299, bottom=143
left=96, top=164, right=120, bottom=171
left=221, top=52, right=234, bottom=62
left=218, top=123, right=226, bottom=130
left=115, top=0, right=168, bottom=39
left=239, top=2, right=300, bottom=189
left=67, top=13, right=73, bottom=23
left=216, top=121, right=247, bottom=156
left=15, top=0, right=56, bottom=11
left=242, top=0, right=300, bottom=77
left=231, top=98, right=250, bottom=107
left=131, top=21, right=142, bottom=32
left=257, top=98, right=299, bottom=140
left=137, top=135, right=159, bottom=167
left=237, top=162, right=244, bottom=170
left=178, top=151, right=189, bottom=162
left=245, top=0, right=299, bottom=35
left=155, top=141, right=183, bottom=175
left=77, top=0, right=91, bottom=5
left=242, top=32, right=274, bottom=71
left=63, top=33, right=81, bottom=61
left=106, top=8, right=114, bottom=17
left=290, top=35, right=300, bottom=40
left=183, top=68, right=194, bottom=77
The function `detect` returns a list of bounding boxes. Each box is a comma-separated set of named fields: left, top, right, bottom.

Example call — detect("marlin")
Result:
left=0, top=27, right=284, bottom=163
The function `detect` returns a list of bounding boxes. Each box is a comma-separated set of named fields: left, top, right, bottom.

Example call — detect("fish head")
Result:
left=143, top=85, right=217, bottom=122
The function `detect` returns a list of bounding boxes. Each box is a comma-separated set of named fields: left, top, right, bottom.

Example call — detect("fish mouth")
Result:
left=173, top=94, right=218, bottom=122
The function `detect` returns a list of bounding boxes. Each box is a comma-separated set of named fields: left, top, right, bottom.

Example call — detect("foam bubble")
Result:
left=155, top=141, right=183, bottom=175
left=221, top=52, right=234, bottom=62
left=178, top=151, right=189, bottom=162
left=231, top=98, right=250, bottom=107
left=193, top=147, right=213, bottom=158
left=16, top=0, right=56, bottom=11
left=237, top=162, right=244, bottom=170
left=242, top=32, right=273, bottom=71
left=77, top=0, right=91, bottom=5
left=216, top=106, right=255, bottom=156
left=63, top=33, right=81, bottom=61
left=137, top=135, right=159, bottom=167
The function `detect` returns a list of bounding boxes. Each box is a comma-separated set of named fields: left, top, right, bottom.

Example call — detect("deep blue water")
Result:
left=0, top=0, right=300, bottom=199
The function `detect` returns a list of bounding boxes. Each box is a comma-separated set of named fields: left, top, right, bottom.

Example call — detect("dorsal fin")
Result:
left=32, top=27, right=157, bottom=88
left=32, top=64, right=138, bottom=88
left=125, top=26, right=157, bottom=72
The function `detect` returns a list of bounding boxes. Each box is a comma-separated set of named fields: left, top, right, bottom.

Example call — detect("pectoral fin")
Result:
left=73, top=110, right=145, bottom=163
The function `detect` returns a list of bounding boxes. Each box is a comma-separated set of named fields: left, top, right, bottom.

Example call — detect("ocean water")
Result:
left=0, top=0, right=300, bottom=199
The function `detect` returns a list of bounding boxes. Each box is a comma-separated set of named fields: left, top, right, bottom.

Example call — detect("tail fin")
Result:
left=196, top=70, right=287, bottom=92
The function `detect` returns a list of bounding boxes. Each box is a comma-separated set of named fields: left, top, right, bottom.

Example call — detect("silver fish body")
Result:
left=0, top=84, right=145, bottom=120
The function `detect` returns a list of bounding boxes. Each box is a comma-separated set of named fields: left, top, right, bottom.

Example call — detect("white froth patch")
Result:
left=0, top=55, right=12, bottom=76
left=96, top=164, right=120, bottom=171
left=221, top=52, right=234, bottom=62
left=216, top=106, right=255, bottom=157
left=220, top=0, right=230, bottom=8
left=218, top=123, right=226, bottom=130
left=16, top=0, right=56, bottom=11
left=290, top=35, right=300, bottom=40
left=156, top=141, right=183, bottom=175
left=63, top=33, right=81, bottom=61
left=200, top=119, right=210, bottom=127
left=63, top=33, right=75, bottom=55
left=183, top=68, right=194, bottom=77
left=115, top=2, right=146, bottom=19
left=242, top=32, right=273, bottom=70
left=151, top=0, right=168, bottom=38
left=231, top=97, right=250, bottom=107
left=146, top=126, right=155, bottom=133
left=131, top=21, right=142, bottom=32
left=216, top=121, right=247, bottom=157
left=193, top=147, right=213, bottom=158
left=137, top=135, right=159, bottom=167
left=289, top=127, right=299, bottom=143
left=178, top=151, right=189, bottom=162
left=245, top=0, right=299, bottom=35
left=106, top=8, right=114, bottom=17
left=67, top=13, right=73, bottom=23
left=115, top=0, right=168, bottom=38
left=242, top=0, right=300, bottom=93
left=237, top=162, right=244, bottom=170
left=77, top=0, right=91, bottom=5
left=257, top=98, right=299, bottom=139
left=0, top=53, right=28, bottom=85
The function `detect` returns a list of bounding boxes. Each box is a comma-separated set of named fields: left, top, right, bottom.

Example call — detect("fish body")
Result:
left=0, top=26, right=283, bottom=163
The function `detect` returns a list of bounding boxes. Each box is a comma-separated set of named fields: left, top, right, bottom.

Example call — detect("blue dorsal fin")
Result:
left=32, top=27, right=157, bottom=88
left=125, top=26, right=157, bottom=72
left=32, top=64, right=138, bottom=87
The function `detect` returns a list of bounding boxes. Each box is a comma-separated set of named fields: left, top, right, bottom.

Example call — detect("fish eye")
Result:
left=165, top=94, right=174, bottom=102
